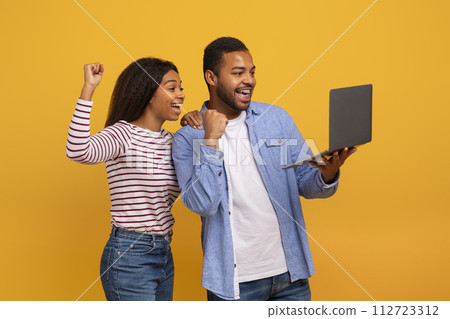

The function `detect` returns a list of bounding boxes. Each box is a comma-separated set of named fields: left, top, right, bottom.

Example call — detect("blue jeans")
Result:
left=207, top=272, right=311, bottom=301
left=100, top=227, right=174, bottom=301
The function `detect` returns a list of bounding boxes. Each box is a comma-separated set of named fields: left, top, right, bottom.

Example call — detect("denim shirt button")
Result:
left=218, top=171, right=222, bottom=176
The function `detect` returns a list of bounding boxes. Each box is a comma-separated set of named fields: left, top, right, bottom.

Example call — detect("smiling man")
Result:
left=172, top=37, right=356, bottom=301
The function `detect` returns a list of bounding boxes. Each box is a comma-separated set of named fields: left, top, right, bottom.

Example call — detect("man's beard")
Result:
left=216, top=81, right=249, bottom=112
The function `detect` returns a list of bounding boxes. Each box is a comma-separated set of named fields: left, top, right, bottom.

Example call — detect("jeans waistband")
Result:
left=110, top=226, right=172, bottom=243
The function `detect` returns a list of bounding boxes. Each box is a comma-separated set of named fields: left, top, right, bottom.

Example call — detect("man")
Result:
left=172, top=37, right=356, bottom=301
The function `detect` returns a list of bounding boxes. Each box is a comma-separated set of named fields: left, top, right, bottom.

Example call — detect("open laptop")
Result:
left=283, top=84, right=372, bottom=169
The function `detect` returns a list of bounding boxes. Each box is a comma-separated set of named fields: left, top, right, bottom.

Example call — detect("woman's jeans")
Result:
left=100, top=226, right=174, bottom=301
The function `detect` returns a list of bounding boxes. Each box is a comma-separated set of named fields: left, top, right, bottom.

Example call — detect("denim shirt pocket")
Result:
left=264, top=139, right=289, bottom=171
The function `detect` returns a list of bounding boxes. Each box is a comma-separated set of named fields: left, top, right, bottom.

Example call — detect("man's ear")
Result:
left=205, top=70, right=217, bottom=87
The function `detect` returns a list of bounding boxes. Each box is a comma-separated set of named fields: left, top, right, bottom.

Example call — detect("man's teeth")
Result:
left=237, top=89, right=251, bottom=94
left=171, top=103, right=183, bottom=107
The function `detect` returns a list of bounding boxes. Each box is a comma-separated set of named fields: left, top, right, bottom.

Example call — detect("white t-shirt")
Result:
left=221, top=110, right=288, bottom=283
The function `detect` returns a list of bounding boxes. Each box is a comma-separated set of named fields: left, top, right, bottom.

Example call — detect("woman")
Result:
left=66, top=58, right=201, bottom=300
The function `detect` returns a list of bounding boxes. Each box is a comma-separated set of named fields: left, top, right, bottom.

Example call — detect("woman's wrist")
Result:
left=80, top=85, right=96, bottom=101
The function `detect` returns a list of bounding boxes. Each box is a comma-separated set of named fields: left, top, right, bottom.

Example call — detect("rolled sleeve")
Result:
left=317, top=169, right=340, bottom=189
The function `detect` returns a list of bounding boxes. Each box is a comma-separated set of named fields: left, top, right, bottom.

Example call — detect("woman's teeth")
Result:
left=171, top=103, right=183, bottom=108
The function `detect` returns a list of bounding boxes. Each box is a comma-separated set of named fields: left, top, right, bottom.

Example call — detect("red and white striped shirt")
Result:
left=66, top=99, right=180, bottom=234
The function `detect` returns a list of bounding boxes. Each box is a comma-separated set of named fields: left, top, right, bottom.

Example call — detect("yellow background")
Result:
left=1, top=0, right=449, bottom=300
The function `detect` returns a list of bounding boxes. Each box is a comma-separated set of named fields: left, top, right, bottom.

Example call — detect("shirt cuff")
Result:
left=200, top=144, right=224, bottom=166
left=77, top=98, right=94, bottom=107
left=317, top=169, right=340, bottom=189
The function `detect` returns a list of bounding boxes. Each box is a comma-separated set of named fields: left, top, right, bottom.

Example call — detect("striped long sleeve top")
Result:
left=66, top=98, right=180, bottom=234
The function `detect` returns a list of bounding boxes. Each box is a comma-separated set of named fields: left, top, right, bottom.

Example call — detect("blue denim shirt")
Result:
left=172, top=101, right=339, bottom=300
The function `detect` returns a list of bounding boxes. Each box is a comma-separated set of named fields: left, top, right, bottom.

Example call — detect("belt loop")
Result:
left=112, top=226, right=118, bottom=236
left=165, top=230, right=173, bottom=241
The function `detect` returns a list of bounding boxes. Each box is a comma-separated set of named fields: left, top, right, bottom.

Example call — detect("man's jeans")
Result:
left=100, top=226, right=174, bottom=301
left=207, top=272, right=311, bottom=301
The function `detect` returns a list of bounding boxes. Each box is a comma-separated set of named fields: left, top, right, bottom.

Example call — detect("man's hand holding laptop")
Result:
left=309, top=147, right=358, bottom=184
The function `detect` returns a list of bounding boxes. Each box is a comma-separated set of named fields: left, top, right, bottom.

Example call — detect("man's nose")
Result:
left=243, top=72, right=255, bottom=86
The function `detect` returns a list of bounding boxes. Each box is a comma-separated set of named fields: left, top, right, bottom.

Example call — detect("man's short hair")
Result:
left=203, top=37, right=248, bottom=81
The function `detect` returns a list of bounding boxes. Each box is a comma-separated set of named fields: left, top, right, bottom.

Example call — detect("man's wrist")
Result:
left=203, top=133, right=220, bottom=149
left=322, top=172, right=337, bottom=184
left=203, top=138, right=219, bottom=149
